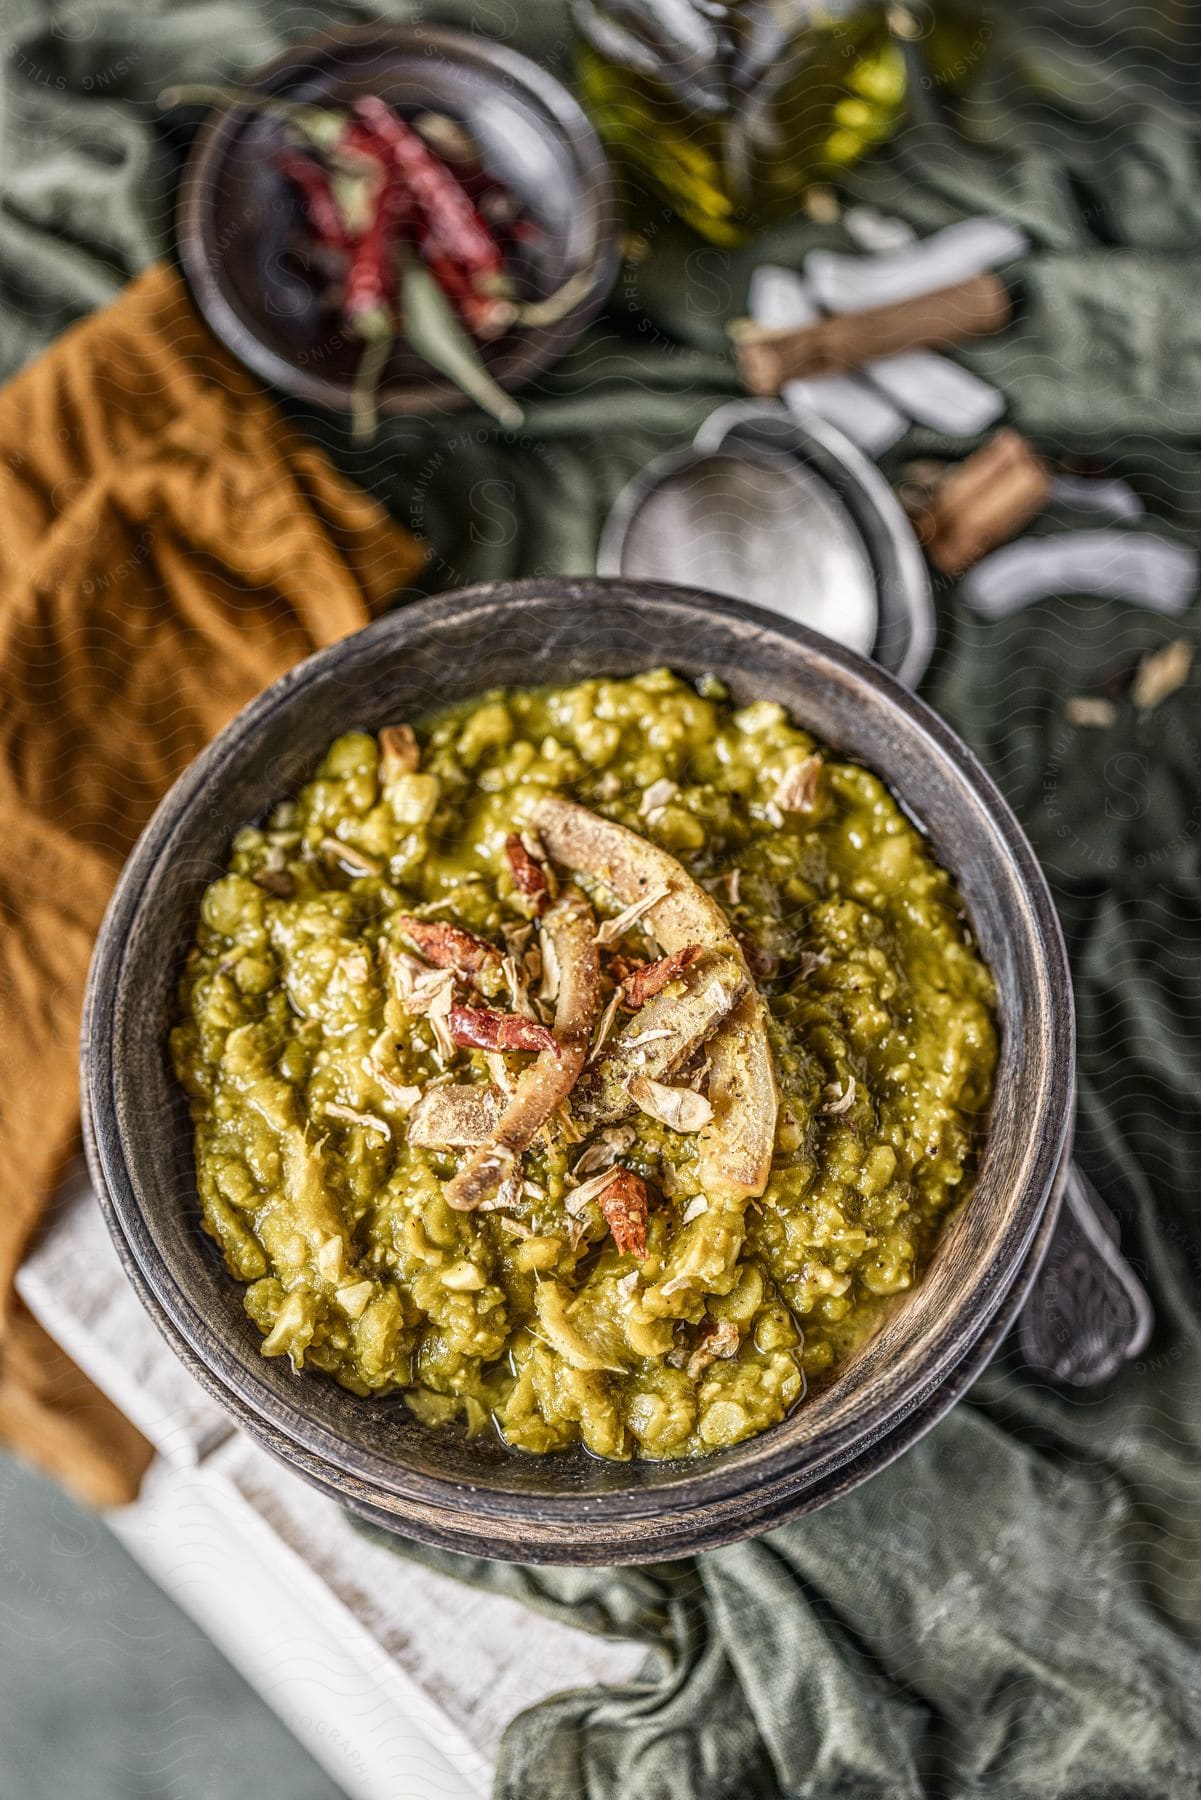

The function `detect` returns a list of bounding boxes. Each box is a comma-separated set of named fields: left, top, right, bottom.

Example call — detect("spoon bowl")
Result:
left=599, top=400, right=933, bottom=685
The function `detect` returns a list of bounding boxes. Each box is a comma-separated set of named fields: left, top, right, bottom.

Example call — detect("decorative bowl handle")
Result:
left=1018, top=1162, right=1153, bottom=1386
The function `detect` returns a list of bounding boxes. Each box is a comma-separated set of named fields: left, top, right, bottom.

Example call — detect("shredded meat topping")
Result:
left=379, top=724, right=420, bottom=780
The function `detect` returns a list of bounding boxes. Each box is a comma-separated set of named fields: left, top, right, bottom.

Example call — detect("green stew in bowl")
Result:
left=172, top=669, right=996, bottom=1461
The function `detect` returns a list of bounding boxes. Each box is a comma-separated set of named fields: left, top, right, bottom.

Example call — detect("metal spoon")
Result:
left=598, top=398, right=934, bottom=686
left=601, top=444, right=878, bottom=654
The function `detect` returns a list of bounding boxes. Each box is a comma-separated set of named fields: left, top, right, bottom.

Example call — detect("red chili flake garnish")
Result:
left=448, top=1005, right=560, bottom=1058
left=400, top=917, right=498, bottom=974
left=599, top=1170, right=649, bottom=1260
left=621, top=945, right=703, bottom=1010
left=504, top=834, right=550, bottom=914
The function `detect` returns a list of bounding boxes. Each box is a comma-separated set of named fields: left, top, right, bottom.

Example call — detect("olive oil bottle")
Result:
left=573, top=0, right=909, bottom=243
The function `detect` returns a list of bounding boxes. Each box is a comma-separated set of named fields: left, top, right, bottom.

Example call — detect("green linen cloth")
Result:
left=4, top=3, right=1201, bottom=1795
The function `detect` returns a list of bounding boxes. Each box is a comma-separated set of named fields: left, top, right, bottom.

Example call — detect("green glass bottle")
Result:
left=573, top=0, right=910, bottom=243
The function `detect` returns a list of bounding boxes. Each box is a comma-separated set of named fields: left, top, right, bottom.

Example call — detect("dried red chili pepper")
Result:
left=448, top=1005, right=560, bottom=1057
left=352, top=96, right=500, bottom=265
left=620, top=945, right=703, bottom=1010
left=338, top=117, right=393, bottom=175
left=504, top=834, right=550, bottom=914
left=599, top=1169, right=649, bottom=1259
left=339, top=108, right=511, bottom=339
left=351, top=95, right=511, bottom=330
left=399, top=916, right=498, bottom=975
left=341, top=175, right=414, bottom=439
left=275, top=149, right=349, bottom=250
left=343, top=177, right=410, bottom=329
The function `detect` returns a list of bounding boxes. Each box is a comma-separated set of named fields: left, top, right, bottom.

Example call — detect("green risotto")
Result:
left=171, top=671, right=997, bottom=1460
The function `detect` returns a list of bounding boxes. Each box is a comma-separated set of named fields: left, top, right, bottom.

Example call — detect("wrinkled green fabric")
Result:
left=4, top=3, right=1201, bottom=1796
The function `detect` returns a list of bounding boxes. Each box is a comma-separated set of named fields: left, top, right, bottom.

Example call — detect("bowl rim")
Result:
left=83, top=579, right=1075, bottom=1551
left=176, top=20, right=620, bottom=414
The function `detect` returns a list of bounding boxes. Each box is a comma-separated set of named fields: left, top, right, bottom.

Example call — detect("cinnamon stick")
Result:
left=900, top=430, right=1051, bottom=577
left=732, top=272, right=1012, bottom=395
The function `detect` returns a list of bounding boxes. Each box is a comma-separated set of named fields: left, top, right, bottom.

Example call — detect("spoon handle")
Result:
left=1018, top=1162, right=1153, bottom=1386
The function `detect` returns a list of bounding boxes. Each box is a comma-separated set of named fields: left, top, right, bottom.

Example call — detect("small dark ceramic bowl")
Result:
left=83, top=580, right=1074, bottom=1564
left=176, top=24, right=618, bottom=416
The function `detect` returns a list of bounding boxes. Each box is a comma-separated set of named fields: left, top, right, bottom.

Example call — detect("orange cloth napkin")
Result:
left=0, top=263, right=426, bottom=1504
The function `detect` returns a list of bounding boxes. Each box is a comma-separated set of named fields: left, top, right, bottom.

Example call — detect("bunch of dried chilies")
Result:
left=163, top=85, right=588, bottom=435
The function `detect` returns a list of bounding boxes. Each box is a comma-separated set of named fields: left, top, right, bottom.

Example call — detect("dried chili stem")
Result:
left=401, top=257, right=523, bottom=428
left=352, top=330, right=393, bottom=442
left=157, top=84, right=343, bottom=149
left=515, top=267, right=595, bottom=329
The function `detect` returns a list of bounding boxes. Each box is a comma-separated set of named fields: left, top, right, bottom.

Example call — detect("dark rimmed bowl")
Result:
left=176, top=24, right=619, bottom=416
left=83, top=579, right=1074, bottom=1564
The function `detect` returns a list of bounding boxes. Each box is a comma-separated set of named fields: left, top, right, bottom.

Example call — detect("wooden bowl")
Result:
left=83, top=580, right=1074, bottom=1564
left=176, top=23, right=619, bottom=417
